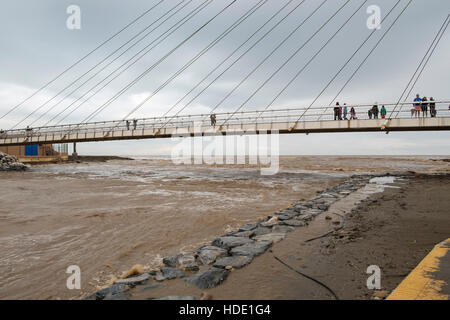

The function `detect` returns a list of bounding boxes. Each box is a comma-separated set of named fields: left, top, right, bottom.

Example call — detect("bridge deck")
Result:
left=1, top=117, right=450, bottom=147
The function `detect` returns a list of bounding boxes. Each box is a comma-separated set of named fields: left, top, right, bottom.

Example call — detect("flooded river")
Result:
left=0, top=156, right=448, bottom=299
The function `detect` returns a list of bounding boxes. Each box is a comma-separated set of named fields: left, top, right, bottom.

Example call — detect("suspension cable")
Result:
left=26, top=0, right=191, bottom=128
left=74, top=0, right=238, bottom=127
left=220, top=0, right=353, bottom=127
left=252, top=0, right=370, bottom=123
left=314, top=0, right=405, bottom=121
left=0, top=0, right=164, bottom=121
left=324, top=1, right=412, bottom=120
left=390, top=14, right=450, bottom=119
left=52, top=0, right=214, bottom=127
left=299, top=0, right=410, bottom=125
left=211, top=0, right=329, bottom=125
left=11, top=0, right=189, bottom=129
left=157, top=0, right=307, bottom=130
left=40, top=0, right=200, bottom=127
left=158, top=0, right=296, bottom=121
left=120, top=0, right=269, bottom=122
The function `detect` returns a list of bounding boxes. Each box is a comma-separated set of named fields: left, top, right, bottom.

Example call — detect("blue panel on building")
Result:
left=25, top=144, right=38, bottom=156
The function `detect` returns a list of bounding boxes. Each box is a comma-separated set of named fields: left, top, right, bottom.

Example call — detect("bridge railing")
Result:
left=1, top=100, right=449, bottom=139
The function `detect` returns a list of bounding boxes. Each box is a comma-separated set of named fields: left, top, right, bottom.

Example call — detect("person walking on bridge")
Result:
left=343, top=103, right=348, bottom=120
left=133, top=119, right=138, bottom=130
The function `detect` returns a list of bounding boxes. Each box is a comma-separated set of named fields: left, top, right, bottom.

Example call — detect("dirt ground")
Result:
left=131, top=173, right=450, bottom=300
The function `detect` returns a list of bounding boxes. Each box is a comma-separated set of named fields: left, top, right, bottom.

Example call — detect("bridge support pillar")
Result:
left=72, top=142, right=78, bottom=160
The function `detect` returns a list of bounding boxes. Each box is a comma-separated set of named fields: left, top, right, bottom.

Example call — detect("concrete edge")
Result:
left=387, top=238, right=450, bottom=300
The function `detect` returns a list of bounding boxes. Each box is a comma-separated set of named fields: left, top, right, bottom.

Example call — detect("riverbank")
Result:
left=1, top=156, right=448, bottom=299
left=68, top=155, right=134, bottom=162
left=97, top=172, right=450, bottom=300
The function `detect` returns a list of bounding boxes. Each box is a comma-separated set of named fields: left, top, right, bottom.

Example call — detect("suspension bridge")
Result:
left=0, top=0, right=449, bottom=149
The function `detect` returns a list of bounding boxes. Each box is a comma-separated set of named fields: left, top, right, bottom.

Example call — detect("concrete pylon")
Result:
left=72, top=142, right=78, bottom=160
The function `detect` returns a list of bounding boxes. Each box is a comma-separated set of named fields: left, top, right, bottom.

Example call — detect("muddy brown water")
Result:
left=0, top=156, right=448, bottom=299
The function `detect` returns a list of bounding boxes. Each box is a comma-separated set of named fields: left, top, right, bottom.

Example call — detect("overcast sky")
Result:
left=0, top=0, right=449, bottom=155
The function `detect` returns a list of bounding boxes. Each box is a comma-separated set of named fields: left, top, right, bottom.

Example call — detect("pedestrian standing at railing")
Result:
left=133, top=119, right=138, bottom=130
left=343, top=104, right=348, bottom=120
left=334, top=102, right=341, bottom=120
left=350, top=107, right=356, bottom=120
left=210, top=113, right=217, bottom=126
left=372, top=103, right=379, bottom=119
left=380, top=105, right=387, bottom=119
left=126, top=120, right=130, bottom=130
left=413, top=94, right=422, bottom=118
left=429, top=97, right=436, bottom=117
left=368, top=108, right=373, bottom=119
left=26, top=126, right=33, bottom=137
left=421, top=96, right=429, bottom=118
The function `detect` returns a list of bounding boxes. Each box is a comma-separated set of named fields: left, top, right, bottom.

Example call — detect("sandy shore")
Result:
left=1, top=156, right=448, bottom=299
left=126, top=173, right=450, bottom=300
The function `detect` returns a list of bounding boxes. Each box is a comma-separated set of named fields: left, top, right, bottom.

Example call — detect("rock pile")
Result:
left=86, top=174, right=376, bottom=300
left=0, top=152, right=28, bottom=171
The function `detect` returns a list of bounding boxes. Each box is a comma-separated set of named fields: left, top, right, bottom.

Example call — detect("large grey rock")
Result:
left=296, top=213, right=313, bottom=221
left=212, top=236, right=254, bottom=250
left=272, top=225, right=295, bottom=233
left=293, top=204, right=308, bottom=212
left=273, top=214, right=294, bottom=221
left=156, top=296, right=196, bottom=300
left=197, top=246, right=228, bottom=265
left=160, top=267, right=187, bottom=280
left=86, top=283, right=128, bottom=300
left=308, top=209, right=323, bottom=216
left=0, top=152, right=28, bottom=171
left=315, top=204, right=329, bottom=211
left=185, top=268, right=230, bottom=289
left=114, top=273, right=151, bottom=285
left=178, top=254, right=199, bottom=271
left=238, top=223, right=258, bottom=232
left=103, top=291, right=131, bottom=300
left=230, top=240, right=272, bottom=257
left=232, top=230, right=255, bottom=238
left=261, top=216, right=279, bottom=227
left=281, top=219, right=306, bottom=227
left=213, top=255, right=252, bottom=269
left=253, top=233, right=286, bottom=244
left=163, top=254, right=182, bottom=268
left=252, top=226, right=271, bottom=236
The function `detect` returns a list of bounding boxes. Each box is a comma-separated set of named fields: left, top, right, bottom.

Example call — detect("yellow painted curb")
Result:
left=387, top=238, right=450, bottom=300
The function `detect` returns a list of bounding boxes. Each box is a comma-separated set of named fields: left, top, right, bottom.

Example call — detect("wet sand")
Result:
left=0, top=156, right=448, bottom=299
left=129, top=173, right=450, bottom=300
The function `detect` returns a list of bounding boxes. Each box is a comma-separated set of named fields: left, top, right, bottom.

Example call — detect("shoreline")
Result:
left=69, top=155, right=134, bottom=162
left=84, top=172, right=450, bottom=300
left=83, top=172, right=413, bottom=300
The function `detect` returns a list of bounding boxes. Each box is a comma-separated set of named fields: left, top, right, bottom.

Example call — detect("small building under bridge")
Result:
left=0, top=143, right=69, bottom=163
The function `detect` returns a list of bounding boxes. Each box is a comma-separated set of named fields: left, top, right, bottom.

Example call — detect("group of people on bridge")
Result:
left=333, top=94, right=443, bottom=121
left=333, top=102, right=361, bottom=120
left=412, top=94, right=437, bottom=118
